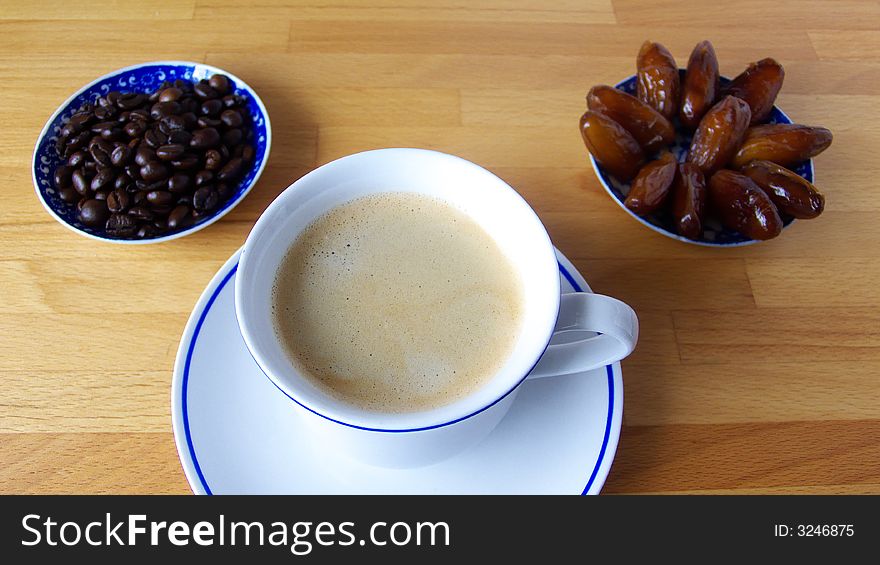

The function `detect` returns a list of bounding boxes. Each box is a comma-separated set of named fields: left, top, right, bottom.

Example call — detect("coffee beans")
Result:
left=51, top=74, right=254, bottom=238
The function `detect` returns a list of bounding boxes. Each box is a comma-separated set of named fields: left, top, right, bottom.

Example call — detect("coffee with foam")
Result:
left=271, top=192, right=524, bottom=413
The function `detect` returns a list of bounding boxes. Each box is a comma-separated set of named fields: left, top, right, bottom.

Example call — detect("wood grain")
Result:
left=0, top=0, right=877, bottom=494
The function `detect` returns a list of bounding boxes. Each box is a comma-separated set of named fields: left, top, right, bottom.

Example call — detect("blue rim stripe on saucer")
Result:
left=180, top=258, right=616, bottom=495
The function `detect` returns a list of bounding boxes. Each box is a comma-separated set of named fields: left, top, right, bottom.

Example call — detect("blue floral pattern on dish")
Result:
left=33, top=62, right=269, bottom=242
left=590, top=73, right=812, bottom=247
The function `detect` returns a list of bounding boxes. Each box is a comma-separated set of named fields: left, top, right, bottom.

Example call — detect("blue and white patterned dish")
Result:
left=32, top=61, right=272, bottom=244
left=589, top=72, right=811, bottom=247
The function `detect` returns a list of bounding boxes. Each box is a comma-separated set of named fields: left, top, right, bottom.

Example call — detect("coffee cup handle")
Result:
left=528, top=293, right=639, bottom=379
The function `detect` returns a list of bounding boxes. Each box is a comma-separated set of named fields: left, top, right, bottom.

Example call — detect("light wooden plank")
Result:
left=0, top=371, right=169, bottom=433
left=288, top=21, right=818, bottom=60
left=0, top=20, right=289, bottom=55
left=0, top=0, right=196, bottom=20
left=195, top=0, right=617, bottom=24
left=569, top=258, right=756, bottom=311
left=624, top=361, right=880, bottom=426
left=613, top=0, right=880, bottom=31
left=316, top=125, right=586, bottom=168
left=748, top=259, right=880, bottom=308
left=674, top=308, right=880, bottom=364
left=604, top=420, right=880, bottom=493
left=810, top=30, right=880, bottom=61
left=0, top=433, right=189, bottom=494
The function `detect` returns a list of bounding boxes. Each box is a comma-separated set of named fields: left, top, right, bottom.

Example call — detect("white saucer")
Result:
left=171, top=248, right=623, bottom=494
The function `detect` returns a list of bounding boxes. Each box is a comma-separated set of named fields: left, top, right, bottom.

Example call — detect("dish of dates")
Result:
left=580, top=40, right=832, bottom=245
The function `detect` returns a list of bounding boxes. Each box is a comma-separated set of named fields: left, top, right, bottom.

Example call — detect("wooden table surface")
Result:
left=2, top=0, right=879, bottom=494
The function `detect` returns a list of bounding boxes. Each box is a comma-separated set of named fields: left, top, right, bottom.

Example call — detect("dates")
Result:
left=740, top=160, right=825, bottom=219
left=679, top=40, right=719, bottom=129
left=636, top=41, right=680, bottom=120
left=731, top=123, right=833, bottom=168
left=624, top=151, right=677, bottom=215
left=708, top=169, right=783, bottom=240
left=687, top=95, right=751, bottom=175
left=579, top=110, right=645, bottom=182
left=587, top=85, right=675, bottom=154
left=670, top=163, right=707, bottom=240
left=721, top=58, right=784, bottom=125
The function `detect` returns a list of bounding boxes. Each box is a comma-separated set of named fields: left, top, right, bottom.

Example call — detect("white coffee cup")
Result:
left=236, top=148, right=638, bottom=468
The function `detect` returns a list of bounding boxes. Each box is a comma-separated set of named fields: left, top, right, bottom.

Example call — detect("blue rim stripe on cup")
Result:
left=179, top=259, right=616, bottom=494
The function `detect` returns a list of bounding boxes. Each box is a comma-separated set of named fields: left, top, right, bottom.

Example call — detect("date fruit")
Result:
left=636, top=41, right=680, bottom=120
left=708, top=169, right=783, bottom=240
left=740, top=160, right=824, bottom=219
left=731, top=124, right=833, bottom=168
left=721, top=58, right=784, bottom=125
left=580, top=110, right=645, bottom=182
left=670, top=162, right=707, bottom=240
left=679, top=40, right=720, bottom=129
left=687, top=95, right=751, bottom=175
left=624, top=151, right=677, bottom=215
left=587, top=85, right=675, bottom=154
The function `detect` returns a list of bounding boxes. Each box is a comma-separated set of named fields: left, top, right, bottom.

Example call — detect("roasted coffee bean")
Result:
left=91, top=120, right=120, bottom=135
left=167, top=204, right=194, bottom=229
left=191, top=127, right=220, bottom=149
left=216, top=182, right=234, bottom=199
left=111, top=145, right=132, bottom=166
left=105, top=213, right=138, bottom=236
left=204, top=149, right=223, bottom=170
left=106, top=189, right=131, bottom=213
left=114, top=172, right=132, bottom=191
left=54, top=165, right=73, bottom=188
left=222, top=128, right=243, bottom=147
left=201, top=99, right=223, bottom=117
left=72, top=168, right=90, bottom=195
left=128, top=205, right=154, bottom=221
left=146, top=190, right=174, bottom=206
left=180, top=97, right=199, bottom=114
left=221, top=94, right=237, bottom=108
left=177, top=193, right=194, bottom=206
left=136, top=224, right=157, bottom=238
left=194, top=82, right=219, bottom=100
left=83, top=161, right=97, bottom=173
left=217, top=157, right=243, bottom=181
left=125, top=163, right=141, bottom=180
left=67, top=150, right=88, bottom=168
left=133, top=190, right=147, bottom=205
left=220, top=109, right=243, bottom=128
left=140, top=161, right=169, bottom=183
left=144, top=128, right=166, bottom=148
left=156, top=143, right=186, bottom=161
left=116, top=92, right=145, bottom=110
left=168, top=172, right=192, bottom=193
left=124, top=120, right=147, bottom=138
left=90, top=168, right=115, bottom=191
left=135, top=146, right=156, bottom=167
left=159, top=87, right=183, bottom=103
left=171, top=153, right=200, bottom=170
left=193, top=186, right=219, bottom=211
left=58, top=186, right=80, bottom=203
left=180, top=112, right=198, bottom=129
left=129, top=108, right=150, bottom=122
left=195, top=170, right=214, bottom=186
left=94, top=189, right=109, bottom=200
left=159, top=114, right=186, bottom=133
left=219, top=144, right=230, bottom=160
left=241, top=145, right=255, bottom=163
left=208, top=74, right=230, bottom=95
left=150, top=205, right=173, bottom=217
left=197, top=116, right=222, bottom=129
left=150, top=101, right=181, bottom=120
left=167, top=129, right=193, bottom=145
left=174, top=79, right=192, bottom=92
left=66, top=131, right=91, bottom=152
left=78, top=199, right=110, bottom=227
